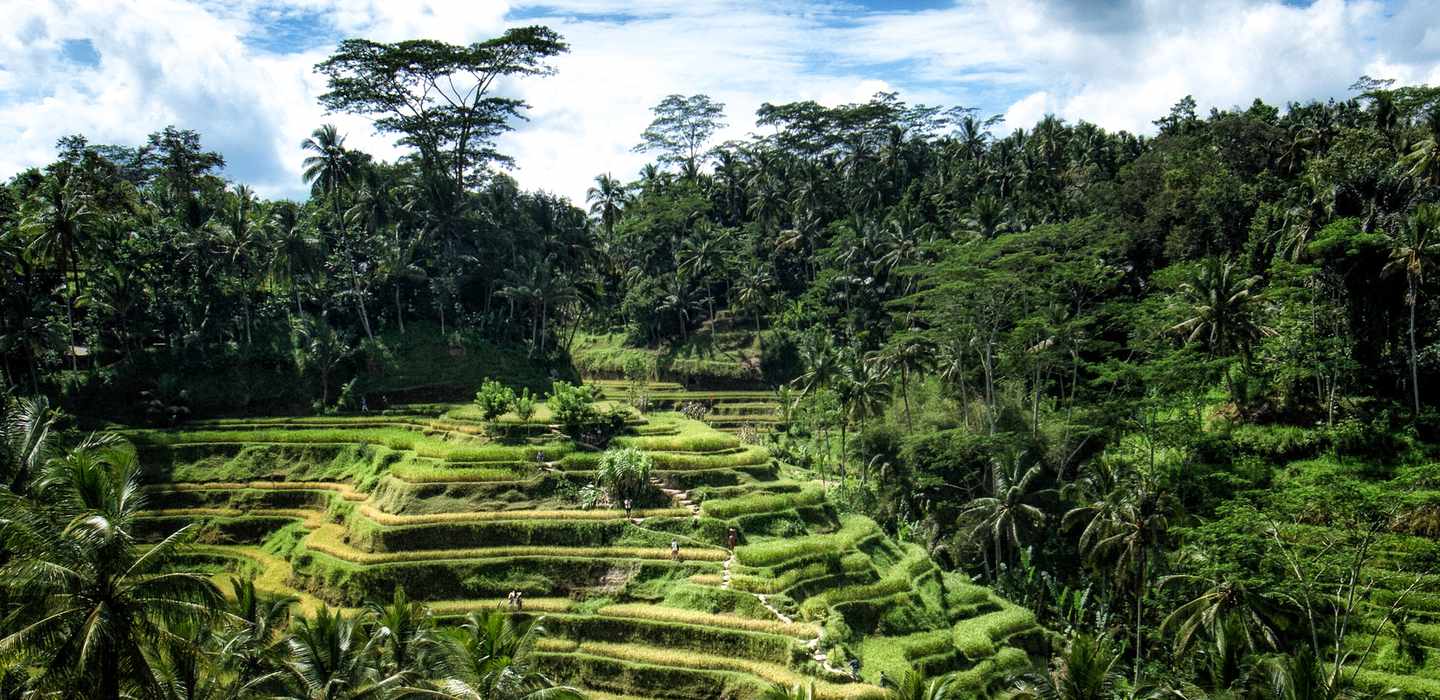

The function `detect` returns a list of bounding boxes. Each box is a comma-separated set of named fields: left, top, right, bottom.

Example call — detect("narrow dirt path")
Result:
left=754, top=593, right=854, bottom=679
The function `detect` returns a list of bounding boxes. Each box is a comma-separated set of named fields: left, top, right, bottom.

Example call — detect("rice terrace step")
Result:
left=121, top=399, right=1040, bottom=698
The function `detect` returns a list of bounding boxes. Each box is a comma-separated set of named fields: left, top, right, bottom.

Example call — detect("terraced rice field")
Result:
left=124, top=396, right=1038, bottom=699
left=589, top=379, right=787, bottom=435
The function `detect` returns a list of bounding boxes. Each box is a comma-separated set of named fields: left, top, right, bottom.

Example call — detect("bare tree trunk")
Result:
left=395, top=286, right=405, bottom=334
left=1408, top=274, right=1420, bottom=416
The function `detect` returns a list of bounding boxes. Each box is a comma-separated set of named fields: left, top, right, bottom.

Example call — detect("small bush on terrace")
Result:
left=547, top=381, right=627, bottom=446
left=513, top=388, right=537, bottom=422
left=474, top=379, right=516, bottom=421
left=598, top=446, right=654, bottom=503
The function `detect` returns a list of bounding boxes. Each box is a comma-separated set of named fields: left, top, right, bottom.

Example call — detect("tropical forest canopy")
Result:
left=3, top=22, right=1440, bottom=700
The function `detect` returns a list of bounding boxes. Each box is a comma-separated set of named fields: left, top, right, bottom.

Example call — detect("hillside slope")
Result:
left=124, top=396, right=1040, bottom=698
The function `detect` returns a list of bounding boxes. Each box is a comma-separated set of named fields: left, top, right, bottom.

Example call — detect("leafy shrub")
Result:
left=547, top=381, right=627, bottom=446
left=512, top=388, right=536, bottom=422
left=598, top=446, right=654, bottom=502
left=474, top=379, right=516, bottom=421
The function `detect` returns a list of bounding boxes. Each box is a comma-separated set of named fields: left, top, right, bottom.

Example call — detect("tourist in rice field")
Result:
left=516, top=591, right=524, bottom=611
left=624, top=497, right=633, bottom=517
left=727, top=527, right=738, bottom=550
left=670, top=539, right=680, bottom=561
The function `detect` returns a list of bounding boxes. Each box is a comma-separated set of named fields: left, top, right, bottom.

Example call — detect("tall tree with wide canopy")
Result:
left=315, top=28, right=568, bottom=208
left=633, top=94, right=728, bottom=175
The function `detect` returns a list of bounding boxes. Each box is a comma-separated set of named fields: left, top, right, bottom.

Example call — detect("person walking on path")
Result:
left=670, top=539, right=681, bottom=561
left=516, top=591, right=524, bottom=612
left=624, top=498, right=633, bottom=518
left=727, top=527, right=738, bottom=550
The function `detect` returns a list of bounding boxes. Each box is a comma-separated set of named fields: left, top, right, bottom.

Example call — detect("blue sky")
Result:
left=2, top=0, right=1438, bottom=204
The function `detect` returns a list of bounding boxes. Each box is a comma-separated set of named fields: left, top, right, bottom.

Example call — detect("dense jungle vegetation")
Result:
left=4, top=23, right=1440, bottom=700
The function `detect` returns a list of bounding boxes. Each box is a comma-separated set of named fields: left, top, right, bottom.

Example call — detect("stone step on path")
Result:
left=722, top=552, right=734, bottom=589
left=754, top=594, right=855, bottom=680
left=649, top=476, right=700, bottom=519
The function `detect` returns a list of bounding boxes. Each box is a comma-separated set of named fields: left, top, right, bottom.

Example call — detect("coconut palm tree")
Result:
left=877, top=334, right=934, bottom=433
left=267, top=201, right=318, bottom=317
left=1401, top=107, right=1440, bottom=188
left=1170, top=258, right=1272, bottom=404
left=1382, top=204, right=1440, bottom=415
left=0, top=442, right=222, bottom=699
left=1003, top=633, right=1124, bottom=700
left=301, top=124, right=352, bottom=239
left=290, top=314, right=354, bottom=406
left=655, top=274, right=700, bottom=342
left=959, top=452, right=1055, bottom=579
left=283, top=606, right=401, bottom=700
left=586, top=173, right=627, bottom=239
left=794, top=331, right=839, bottom=397
left=734, top=264, right=774, bottom=334
left=21, top=167, right=96, bottom=372
left=1159, top=573, right=1284, bottom=658
left=367, top=586, right=437, bottom=682
left=1064, top=480, right=1176, bottom=684
left=0, top=394, right=58, bottom=494
left=882, top=670, right=958, bottom=700
left=218, top=577, right=294, bottom=695
left=417, top=611, right=581, bottom=700
left=844, top=355, right=894, bottom=439
left=760, top=681, right=817, bottom=700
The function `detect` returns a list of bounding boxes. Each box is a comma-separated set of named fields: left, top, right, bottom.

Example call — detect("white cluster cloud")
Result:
left=1, top=0, right=1438, bottom=204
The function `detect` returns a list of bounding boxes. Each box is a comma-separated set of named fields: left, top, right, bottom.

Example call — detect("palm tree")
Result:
left=586, top=173, right=626, bottom=239
left=0, top=394, right=58, bottom=493
left=882, top=670, right=958, bottom=700
left=655, top=274, right=699, bottom=342
left=794, top=331, right=838, bottom=397
left=218, top=577, right=294, bottom=695
left=1003, top=633, right=1124, bottom=700
left=21, top=167, right=96, bottom=372
left=1169, top=258, right=1272, bottom=404
left=877, top=334, right=934, bottom=433
left=760, top=681, right=816, bottom=700
left=959, top=453, right=1055, bottom=579
left=1064, top=480, right=1176, bottom=684
left=734, top=264, right=774, bottom=334
left=290, top=314, right=354, bottom=406
left=301, top=124, right=352, bottom=241
left=1401, top=107, right=1440, bottom=188
left=1159, top=573, right=1283, bottom=658
left=1382, top=204, right=1440, bottom=416
left=146, top=619, right=227, bottom=700
left=268, top=201, right=319, bottom=318
left=845, top=356, right=894, bottom=440
left=212, top=184, right=263, bottom=345
left=367, top=586, right=436, bottom=682
left=418, top=611, right=581, bottom=700
left=678, top=229, right=729, bottom=324
left=283, top=607, right=401, bottom=700
left=0, top=442, right=222, bottom=699
left=1255, top=646, right=1383, bottom=700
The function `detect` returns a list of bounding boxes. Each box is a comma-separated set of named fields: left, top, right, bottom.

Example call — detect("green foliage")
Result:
left=473, top=378, right=516, bottom=421
left=513, top=387, right=537, bottom=422
left=597, top=446, right=654, bottom=502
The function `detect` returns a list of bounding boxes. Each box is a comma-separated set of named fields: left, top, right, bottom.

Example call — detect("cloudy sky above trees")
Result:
left=3, top=0, right=1439, bottom=203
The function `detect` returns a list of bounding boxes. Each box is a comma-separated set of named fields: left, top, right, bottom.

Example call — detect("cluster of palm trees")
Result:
left=0, top=395, right=577, bottom=699
left=0, top=122, right=594, bottom=398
